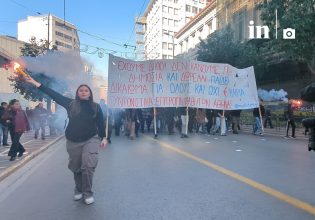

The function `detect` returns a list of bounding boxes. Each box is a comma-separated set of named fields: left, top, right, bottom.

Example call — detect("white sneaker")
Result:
left=84, top=196, right=95, bottom=205
left=73, top=193, right=82, bottom=201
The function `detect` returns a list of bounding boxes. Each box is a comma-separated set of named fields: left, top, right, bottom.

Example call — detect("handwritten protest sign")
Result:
left=108, top=54, right=259, bottom=109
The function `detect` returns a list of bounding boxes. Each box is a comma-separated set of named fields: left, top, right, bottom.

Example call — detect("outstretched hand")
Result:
left=100, top=139, right=108, bottom=149
left=23, top=75, right=41, bottom=88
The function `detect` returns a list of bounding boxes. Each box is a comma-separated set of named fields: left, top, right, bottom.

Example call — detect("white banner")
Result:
left=108, top=54, right=259, bottom=109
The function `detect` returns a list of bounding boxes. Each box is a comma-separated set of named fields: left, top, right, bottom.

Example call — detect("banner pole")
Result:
left=258, top=105, right=264, bottom=133
left=221, top=110, right=226, bottom=135
left=185, top=107, right=189, bottom=135
left=154, top=107, right=157, bottom=138
left=106, top=107, right=109, bottom=139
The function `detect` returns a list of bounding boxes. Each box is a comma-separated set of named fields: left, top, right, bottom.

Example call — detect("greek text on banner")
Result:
left=107, top=54, right=259, bottom=109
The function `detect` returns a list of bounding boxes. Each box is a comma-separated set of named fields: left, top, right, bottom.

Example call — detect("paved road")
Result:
left=0, top=132, right=314, bottom=220
left=0, top=129, right=62, bottom=176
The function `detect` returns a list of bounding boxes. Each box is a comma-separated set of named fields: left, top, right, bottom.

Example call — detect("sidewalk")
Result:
left=0, top=129, right=63, bottom=181
left=240, top=125, right=308, bottom=140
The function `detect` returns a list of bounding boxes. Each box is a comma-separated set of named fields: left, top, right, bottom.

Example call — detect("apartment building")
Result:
left=137, top=0, right=209, bottom=60
left=175, top=0, right=216, bottom=58
left=18, top=14, right=80, bottom=52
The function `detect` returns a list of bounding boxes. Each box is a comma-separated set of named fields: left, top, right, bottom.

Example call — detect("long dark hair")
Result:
left=69, top=84, right=98, bottom=118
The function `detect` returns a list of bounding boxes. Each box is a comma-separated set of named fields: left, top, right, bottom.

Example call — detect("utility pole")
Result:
left=47, top=13, right=50, bottom=49
left=64, top=0, right=66, bottom=26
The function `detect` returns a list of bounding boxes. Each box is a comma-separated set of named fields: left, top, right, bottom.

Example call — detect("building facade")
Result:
left=216, top=0, right=264, bottom=42
left=175, top=0, right=216, bottom=58
left=0, top=35, right=34, bottom=107
left=18, top=14, right=80, bottom=52
left=137, top=0, right=209, bottom=60
left=174, top=0, right=265, bottom=59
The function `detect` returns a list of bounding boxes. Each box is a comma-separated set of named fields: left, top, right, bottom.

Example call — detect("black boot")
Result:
left=10, top=156, right=16, bottom=161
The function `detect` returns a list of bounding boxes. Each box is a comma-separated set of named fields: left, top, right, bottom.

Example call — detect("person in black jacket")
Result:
left=231, top=110, right=242, bottom=134
left=286, top=98, right=296, bottom=138
left=0, top=102, right=9, bottom=146
left=24, top=75, right=107, bottom=205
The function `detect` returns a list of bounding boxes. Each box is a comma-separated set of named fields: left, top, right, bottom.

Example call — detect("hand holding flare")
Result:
left=13, top=62, right=28, bottom=77
left=11, top=62, right=41, bottom=87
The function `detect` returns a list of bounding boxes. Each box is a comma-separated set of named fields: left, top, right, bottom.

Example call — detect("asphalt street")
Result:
left=0, top=132, right=314, bottom=220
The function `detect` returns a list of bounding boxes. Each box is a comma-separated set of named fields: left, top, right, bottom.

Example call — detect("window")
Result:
left=55, top=40, right=64, bottom=47
left=55, top=21, right=72, bottom=31
left=168, top=43, right=173, bottom=50
left=186, top=5, right=191, bottom=12
left=192, top=7, right=198, bottom=14
left=168, top=7, right=173, bottom=13
left=163, top=5, right=167, bottom=13
left=207, top=20, right=213, bottom=34
left=65, top=44, right=72, bottom=49
left=55, top=31, right=63, bottom=37
left=64, top=34, right=72, bottom=41
left=162, top=42, right=167, bottom=49
left=163, top=17, right=168, bottom=25
left=168, top=55, right=173, bottom=59
left=168, top=19, right=174, bottom=26
left=174, top=20, right=178, bottom=27
left=162, top=55, right=167, bottom=59
left=55, top=40, right=72, bottom=49
left=174, top=0, right=178, bottom=3
left=174, top=9, right=178, bottom=15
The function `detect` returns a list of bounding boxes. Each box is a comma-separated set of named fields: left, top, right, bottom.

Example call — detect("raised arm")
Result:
left=24, top=75, right=72, bottom=109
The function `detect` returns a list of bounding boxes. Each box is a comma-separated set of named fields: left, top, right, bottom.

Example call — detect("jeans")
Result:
left=0, top=124, right=9, bottom=145
left=253, top=117, right=262, bottom=134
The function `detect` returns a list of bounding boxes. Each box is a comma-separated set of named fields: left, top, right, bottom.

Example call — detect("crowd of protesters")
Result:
left=98, top=98, right=298, bottom=141
left=0, top=97, right=298, bottom=162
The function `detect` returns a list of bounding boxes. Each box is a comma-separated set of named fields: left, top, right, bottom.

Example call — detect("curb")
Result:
left=240, top=128, right=307, bottom=140
left=0, top=135, right=65, bottom=182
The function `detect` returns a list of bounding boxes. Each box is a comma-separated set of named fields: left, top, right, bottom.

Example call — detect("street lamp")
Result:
left=163, top=31, right=175, bottom=59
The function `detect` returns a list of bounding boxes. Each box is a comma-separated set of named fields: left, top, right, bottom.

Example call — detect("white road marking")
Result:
left=205, top=142, right=211, bottom=144
left=235, top=149, right=242, bottom=152
left=22, top=140, right=34, bottom=145
left=0, top=149, right=9, bottom=156
left=232, top=141, right=237, bottom=143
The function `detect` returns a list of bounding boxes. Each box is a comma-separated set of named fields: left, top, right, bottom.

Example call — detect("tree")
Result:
left=257, top=0, right=315, bottom=74
left=20, top=37, right=57, bottom=57
left=197, top=25, right=266, bottom=80
left=10, top=38, right=64, bottom=112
